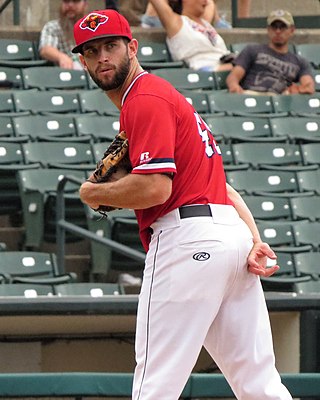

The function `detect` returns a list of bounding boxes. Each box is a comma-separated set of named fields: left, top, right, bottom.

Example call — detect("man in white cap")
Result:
left=227, top=9, right=315, bottom=94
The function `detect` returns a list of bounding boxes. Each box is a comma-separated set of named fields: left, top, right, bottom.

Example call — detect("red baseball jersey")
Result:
left=120, top=71, right=233, bottom=250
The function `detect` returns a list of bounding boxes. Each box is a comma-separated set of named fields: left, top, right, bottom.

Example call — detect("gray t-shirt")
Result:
left=234, top=44, right=312, bottom=94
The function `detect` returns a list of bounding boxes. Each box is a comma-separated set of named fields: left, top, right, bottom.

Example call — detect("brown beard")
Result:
left=59, top=8, right=86, bottom=44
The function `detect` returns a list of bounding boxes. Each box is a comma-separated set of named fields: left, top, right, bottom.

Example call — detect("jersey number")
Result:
left=195, top=113, right=221, bottom=158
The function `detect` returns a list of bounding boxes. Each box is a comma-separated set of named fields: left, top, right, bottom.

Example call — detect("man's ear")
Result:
left=128, top=39, right=139, bottom=59
left=79, top=54, right=87, bottom=70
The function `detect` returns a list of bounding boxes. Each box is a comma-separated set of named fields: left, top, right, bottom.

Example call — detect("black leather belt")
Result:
left=179, top=205, right=212, bottom=219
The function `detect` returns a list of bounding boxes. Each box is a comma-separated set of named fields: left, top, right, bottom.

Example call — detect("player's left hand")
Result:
left=247, top=242, right=280, bottom=277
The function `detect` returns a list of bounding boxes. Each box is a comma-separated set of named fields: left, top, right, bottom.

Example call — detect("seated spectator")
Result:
left=119, top=0, right=148, bottom=26
left=226, top=9, right=315, bottom=95
left=39, top=0, right=88, bottom=70
left=147, top=0, right=233, bottom=72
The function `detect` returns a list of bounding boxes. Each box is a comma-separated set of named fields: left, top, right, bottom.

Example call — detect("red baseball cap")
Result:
left=72, top=9, right=132, bottom=53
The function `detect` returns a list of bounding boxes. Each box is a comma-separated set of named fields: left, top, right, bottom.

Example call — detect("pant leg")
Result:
left=132, top=212, right=248, bottom=400
left=203, top=221, right=293, bottom=400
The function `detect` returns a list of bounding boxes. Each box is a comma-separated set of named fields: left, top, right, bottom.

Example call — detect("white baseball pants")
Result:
left=132, top=204, right=293, bottom=400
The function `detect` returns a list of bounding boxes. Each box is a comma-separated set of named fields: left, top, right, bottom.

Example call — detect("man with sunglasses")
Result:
left=39, top=0, right=88, bottom=69
left=227, top=9, right=315, bottom=94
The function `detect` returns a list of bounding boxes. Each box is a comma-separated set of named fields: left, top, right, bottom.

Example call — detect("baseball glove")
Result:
left=87, top=130, right=132, bottom=215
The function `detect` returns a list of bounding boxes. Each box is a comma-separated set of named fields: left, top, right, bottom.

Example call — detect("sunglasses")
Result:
left=269, top=22, right=289, bottom=31
left=62, top=0, right=83, bottom=3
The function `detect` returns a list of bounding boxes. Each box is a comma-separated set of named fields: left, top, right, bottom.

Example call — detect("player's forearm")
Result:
left=80, top=173, right=172, bottom=210
left=226, top=183, right=261, bottom=243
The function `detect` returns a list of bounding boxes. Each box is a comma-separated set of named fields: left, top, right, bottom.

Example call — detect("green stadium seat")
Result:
left=22, top=141, right=94, bottom=169
left=295, top=44, right=320, bottom=70
left=0, top=251, right=76, bottom=284
left=54, top=282, right=125, bottom=296
left=12, top=114, right=77, bottom=141
left=232, top=142, right=305, bottom=171
left=13, top=90, right=81, bottom=115
left=21, top=66, right=88, bottom=90
left=17, top=168, right=87, bottom=248
left=272, top=94, right=320, bottom=117
left=207, top=92, right=276, bottom=117
left=137, top=40, right=185, bottom=69
left=78, top=89, right=120, bottom=116
left=152, top=67, right=217, bottom=91
left=270, top=116, right=320, bottom=143
left=290, top=196, right=320, bottom=222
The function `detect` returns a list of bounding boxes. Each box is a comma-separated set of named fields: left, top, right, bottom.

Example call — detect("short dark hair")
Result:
left=169, top=0, right=182, bottom=14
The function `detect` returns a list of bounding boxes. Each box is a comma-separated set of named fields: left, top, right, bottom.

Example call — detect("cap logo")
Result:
left=80, top=12, right=108, bottom=32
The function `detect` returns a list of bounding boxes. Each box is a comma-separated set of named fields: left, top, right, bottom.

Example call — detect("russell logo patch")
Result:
left=193, top=252, right=210, bottom=261
left=80, top=13, right=108, bottom=32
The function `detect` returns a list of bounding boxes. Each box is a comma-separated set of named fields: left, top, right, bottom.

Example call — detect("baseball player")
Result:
left=73, top=9, right=293, bottom=400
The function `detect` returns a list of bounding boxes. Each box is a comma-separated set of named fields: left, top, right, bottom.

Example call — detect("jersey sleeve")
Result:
left=121, top=94, right=177, bottom=176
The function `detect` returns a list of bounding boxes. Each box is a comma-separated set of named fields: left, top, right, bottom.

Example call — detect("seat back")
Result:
left=293, top=252, right=320, bottom=280
left=300, top=143, right=320, bottom=165
left=75, top=115, right=120, bottom=141
left=152, top=68, right=216, bottom=90
left=296, top=169, right=320, bottom=194
left=292, top=222, right=320, bottom=250
left=208, top=92, right=274, bottom=116
left=22, top=142, right=94, bottom=168
left=78, top=90, right=120, bottom=116
left=85, top=207, right=145, bottom=280
left=0, top=141, right=39, bottom=216
left=205, top=116, right=272, bottom=142
left=243, top=194, right=292, bottom=220
left=226, top=169, right=300, bottom=195
left=0, top=115, right=15, bottom=138
left=232, top=142, right=303, bottom=169
left=256, top=221, right=297, bottom=248
left=22, top=66, right=88, bottom=90
left=272, top=94, right=320, bottom=116
left=17, top=168, right=87, bottom=248
left=0, top=141, right=24, bottom=165
left=137, top=41, right=184, bottom=69
left=54, top=283, right=124, bottom=296
left=0, top=91, right=15, bottom=113
left=13, top=115, right=77, bottom=141
left=13, top=90, right=81, bottom=115
left=295, top=44, right=320, bottom=70
left=270, top=116, right=320, bottom=142
left=0, top=66, right=24, bottom=88
left=0, top=251, right=57, bottom=278
left=212, top=70, right=230, bottom=90
left=179, top=90, right=210, bottom=115
left=0, top=39, right=35, bottom=61
left=0, top=283, right=54, bottom=297
left=290, top=196, right=320, bottom=221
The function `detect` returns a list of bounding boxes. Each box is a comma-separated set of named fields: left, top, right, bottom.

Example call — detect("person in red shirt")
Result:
left=73, top=9, right=292, bottom=400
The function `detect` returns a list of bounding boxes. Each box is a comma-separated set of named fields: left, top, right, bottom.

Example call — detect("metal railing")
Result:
left=56, top=175, right=145, bottom=275
left=0, top=0, right=19, bottom=25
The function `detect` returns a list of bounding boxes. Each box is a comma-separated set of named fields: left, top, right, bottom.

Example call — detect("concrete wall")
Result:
left=0, top=0, right=319, bottom=30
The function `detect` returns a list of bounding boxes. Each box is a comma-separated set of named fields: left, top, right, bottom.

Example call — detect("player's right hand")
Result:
left=247, top=242, right=280, bottom=277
